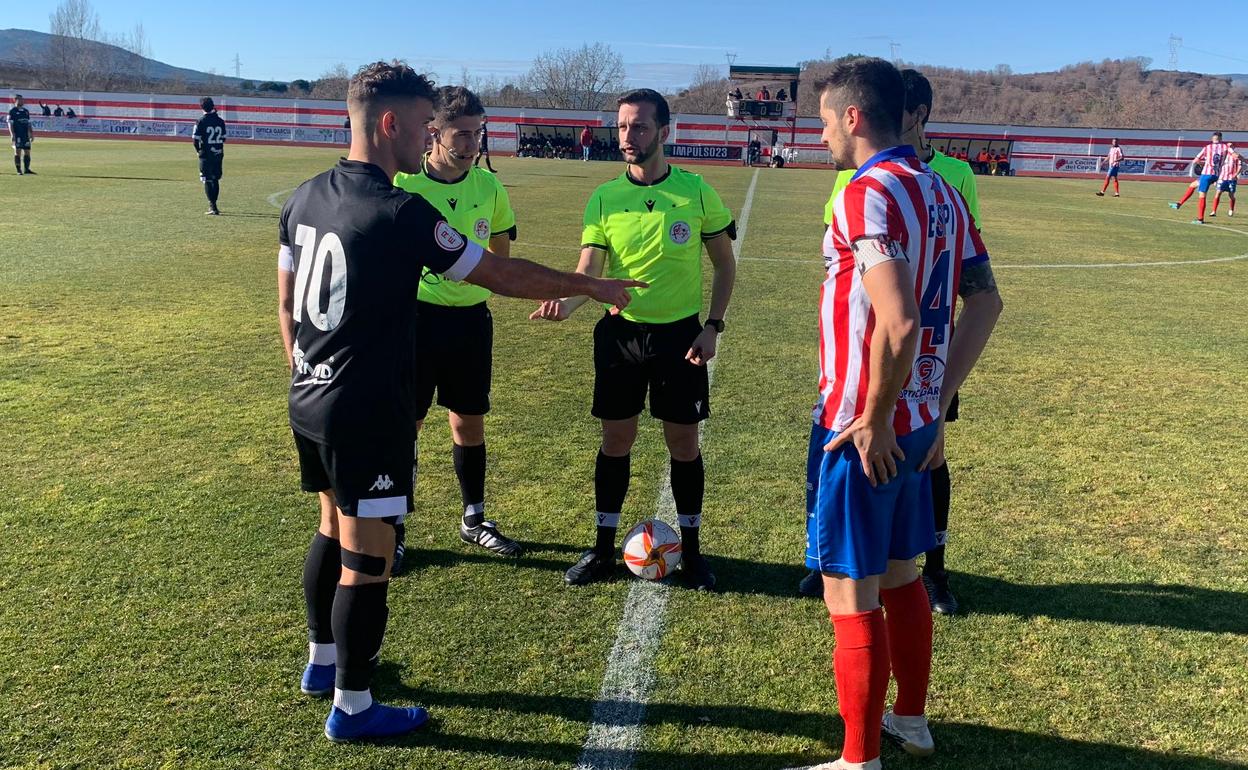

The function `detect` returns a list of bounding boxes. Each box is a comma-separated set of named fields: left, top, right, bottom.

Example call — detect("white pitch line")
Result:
left=574, top=168, right=760, bottom=770
left=265, top=187, right=295, bottom=209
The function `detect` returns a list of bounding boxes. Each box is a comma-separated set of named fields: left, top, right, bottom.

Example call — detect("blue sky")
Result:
left=8, top=0, right=1248, bottom=88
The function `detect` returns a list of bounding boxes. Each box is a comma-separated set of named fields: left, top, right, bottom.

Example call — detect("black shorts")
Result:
left=293, top=430, right=413, bottom=520
left=945, top=391, right=960, bottom=423
left=592, top=313, right=710, bottom=424
left=12, top=135, right=31, bottom=150
left=198, top=154, right=223, bottom=181
left=414, top=301, right=493, bottom=421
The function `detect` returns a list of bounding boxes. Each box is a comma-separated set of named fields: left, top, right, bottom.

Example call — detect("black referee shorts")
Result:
left=414, top=300, right=493, bottom=421
left=293, top=430, right=413, bottom=520
left=592, top=312, right=710, bottom=424
left=198, top=154, right=223, bottom=181
left=12, top=136, right=31, bottom=150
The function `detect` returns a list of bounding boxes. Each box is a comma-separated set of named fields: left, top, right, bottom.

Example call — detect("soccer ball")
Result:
left=622, top=519, right=682, bottom=580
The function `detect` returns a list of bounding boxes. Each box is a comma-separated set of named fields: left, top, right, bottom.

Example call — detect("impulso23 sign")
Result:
left=665, top=144, right=743, bottom=161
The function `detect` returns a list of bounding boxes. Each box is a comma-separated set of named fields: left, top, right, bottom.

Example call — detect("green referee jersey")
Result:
left=394, top=155, right=517, bottom=306
left=582, top=165, right=734, bottom=324
left=823, top=151, right=982, bottom=228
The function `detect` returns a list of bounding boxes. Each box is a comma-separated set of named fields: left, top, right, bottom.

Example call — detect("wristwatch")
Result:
left=704, top=318, right=725, bottom=333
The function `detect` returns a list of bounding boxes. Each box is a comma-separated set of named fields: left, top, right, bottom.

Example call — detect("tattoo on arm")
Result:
left=958, top=261, right=998, bottom=298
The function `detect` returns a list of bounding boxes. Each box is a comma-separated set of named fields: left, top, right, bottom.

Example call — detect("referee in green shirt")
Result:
left=531, top=89, right=737, bottom=590
left=803, top=69, right=980, bottom=615
left=392, top=86, right=523, bottom=571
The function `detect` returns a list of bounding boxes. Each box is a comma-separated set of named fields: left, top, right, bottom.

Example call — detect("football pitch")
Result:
left=3, top=138, right=1247, bottom=770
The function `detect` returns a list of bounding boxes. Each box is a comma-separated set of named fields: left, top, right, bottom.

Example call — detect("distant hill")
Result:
left=0, top=28, right=251, bottom=88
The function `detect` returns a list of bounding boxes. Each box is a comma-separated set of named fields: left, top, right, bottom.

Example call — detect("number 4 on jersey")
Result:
left=919, top=248, right=951, bottom=350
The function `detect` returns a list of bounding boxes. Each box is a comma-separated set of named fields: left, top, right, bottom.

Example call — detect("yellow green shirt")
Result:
left=581, top=165, right=734, bottom=324
left=394, top=157, right=516, bottom=306
left=823, top=151, right=982, bottom=228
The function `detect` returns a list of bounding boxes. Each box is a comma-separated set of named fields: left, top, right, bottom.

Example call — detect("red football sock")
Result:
left=1213, top=196, right=1221, bottom=214
left=1198, top=198, right=1207, bottom=221
left=1113, top=179, right=1119, bottom=194
left=881, top=577, right=934, bottom=717
left=831, top=608, right=890, bottom=763
left=1100, top=179, right=1109, bottom=193
left=1178, top=187, right=1195, bottom=206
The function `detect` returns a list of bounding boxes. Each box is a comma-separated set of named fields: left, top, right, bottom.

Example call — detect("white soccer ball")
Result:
left=622, top=519, right=682, bottom=580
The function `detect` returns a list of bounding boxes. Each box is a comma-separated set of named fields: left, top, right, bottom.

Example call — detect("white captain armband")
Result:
left=850, top=235, right=906, bottom=276
left=278, top=244, right=294, bottom=272
left=441, top=241, right=485, bottom=282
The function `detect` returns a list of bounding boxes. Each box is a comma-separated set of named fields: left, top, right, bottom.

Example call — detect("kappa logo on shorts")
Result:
left=474, top=218, right=490, bottom=240
left=435, top=221, right=466, bottom=252
left=369, top=474, right=395, bottom=492
left=669, top=221, right=692, bottom=244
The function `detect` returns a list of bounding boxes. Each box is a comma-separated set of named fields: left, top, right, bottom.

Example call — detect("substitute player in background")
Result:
left=808, top=59, right=1001, bottom=770
left=804, top=68, right=981, bottom=616
left=1096, top=138, right=1124, bottom=197
left=282, top=60, right=643, bottom=743
left=1170, top=131, right=1231, bottom=224
left=192, top=97, right=226, bottom=215
left=531, top=88, right=737, bottom=591
left=392, top=86, right=523, bottom=572
left=1210, top=145, right=1240, bottom=217
left=8, top=94, right=34, bottom=175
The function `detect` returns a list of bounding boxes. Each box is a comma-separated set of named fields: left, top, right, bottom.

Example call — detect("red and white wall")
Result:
left=2, top=88, right=1242, bottom=179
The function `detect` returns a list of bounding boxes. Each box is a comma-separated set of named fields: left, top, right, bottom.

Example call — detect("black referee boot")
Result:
left=923, top=570, right=959, bottom=615
left=564, top=548, right=616, bottom=586
left=798, top=569, right=823, bottom=598
left=678, top=552, right=716, bottom=591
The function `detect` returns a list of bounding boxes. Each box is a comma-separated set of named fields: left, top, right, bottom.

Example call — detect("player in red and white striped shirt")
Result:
left=1211, top=145, right=1240, bottom=217
left=1096, top=138, right=1124, bottom=197
left=1171, top=131, right=1232, bottom=223
left=806, top=58, right=1003, bottom=770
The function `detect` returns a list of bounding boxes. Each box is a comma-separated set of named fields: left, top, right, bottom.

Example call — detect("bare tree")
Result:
left=48, top=0, right=103, bottom=89
left=123, top=23, right=152, bottom=85
left=523, top=43, right=625, bottom=110
left=669, top=63, right=730, bottom=115
left=310, top=63, right=351, bottom=100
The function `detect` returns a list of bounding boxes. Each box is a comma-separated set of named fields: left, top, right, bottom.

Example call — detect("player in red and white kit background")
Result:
left=806, top=58, right=1002, bottom=770
left=1097, top=138, right=1124, bottom=197
left=1211, top=145, right=1241, bottom=217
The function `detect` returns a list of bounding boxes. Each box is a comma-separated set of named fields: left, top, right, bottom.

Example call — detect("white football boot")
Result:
left=882, top=709, right=935, bottom=757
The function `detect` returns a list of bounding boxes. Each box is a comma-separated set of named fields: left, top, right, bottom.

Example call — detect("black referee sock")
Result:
left=924, top=461, right=951, bottom=575
left=594, top=450, right=630, bottom=555
left=23, top=154, right=30, bottom=172
left=331, top=581, right=390, bottom=693
left=13, top=155, right=20, bottom=173
left=453, top=442, right=487, bottom=528
left=670, top=455, right=705, bottom=556
left=303, top=532, right=341, bottom=645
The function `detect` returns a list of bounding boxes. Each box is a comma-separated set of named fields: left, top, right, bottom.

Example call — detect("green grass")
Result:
left=2, top=139, right=1246, bottom=770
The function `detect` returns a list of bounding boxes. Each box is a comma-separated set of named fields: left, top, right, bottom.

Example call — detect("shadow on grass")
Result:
left=400, top=546, right=1247, bottom=634
left=355, top=680, right=1245, bottom=770
left=55, top=173, right=183, bottom=181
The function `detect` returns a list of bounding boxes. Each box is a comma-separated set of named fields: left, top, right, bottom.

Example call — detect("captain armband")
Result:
left=850, top=235, right=906, bottom=276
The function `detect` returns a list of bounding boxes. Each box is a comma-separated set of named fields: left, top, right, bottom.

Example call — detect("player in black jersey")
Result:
left=8, top=94, right=34, bottom=175
left=192, top=97, right=226, bottom=215
left=283, top=60, right=642, bottom=743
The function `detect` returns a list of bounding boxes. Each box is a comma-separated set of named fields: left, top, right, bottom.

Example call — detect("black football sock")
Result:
left=331, top=581, right=389, bottom=710
left=453, top=442, right=487, bottom=528
left=924, top=461, right=951, bottom=575
left=594, top=450, right=630, bottom=555
left=13, top=155, right=20, bottom=173
left=209, top=181, right=220, bottom=207
left=23, top=154, right=31, bottom=172
left=303, top=532, right=341, bottom=646
left=670, top=454, right=705, bottom=556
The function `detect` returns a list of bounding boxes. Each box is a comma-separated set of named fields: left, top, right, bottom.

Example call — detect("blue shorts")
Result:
left=805, top=420, right=939, bottom=579
left=1198, top=174, right=1219, bottom=193
left=1106, top=166, right=1119, bottom=178
left=1219, top=179, right=1237, bottom=194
